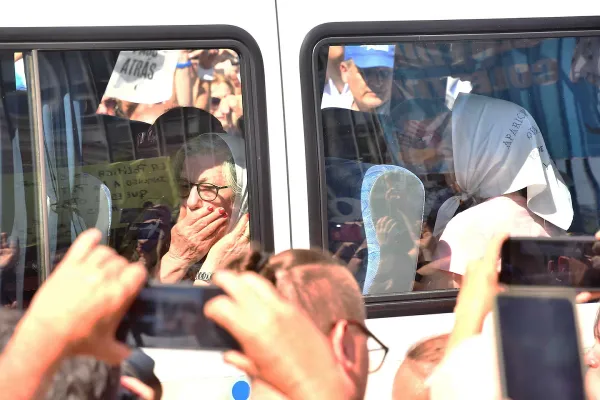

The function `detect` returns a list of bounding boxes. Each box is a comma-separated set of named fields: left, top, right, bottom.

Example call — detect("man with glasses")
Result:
left=340, top=45, right=395, bottom=114
left=223, top=249, right=389, bottom=400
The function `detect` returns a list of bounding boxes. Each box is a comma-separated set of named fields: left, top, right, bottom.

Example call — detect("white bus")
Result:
left=1, top=2, right=600, bottom=399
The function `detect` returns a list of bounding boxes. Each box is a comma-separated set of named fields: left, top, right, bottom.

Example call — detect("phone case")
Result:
left=493, top=290, right=586, bottom=400
left=500, top=236, right=598, bottom=291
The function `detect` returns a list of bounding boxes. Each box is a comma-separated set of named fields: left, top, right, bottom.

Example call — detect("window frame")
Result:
left=0, top=25, right=274, bottom=283
left=299, top=17, right=600, bottom=318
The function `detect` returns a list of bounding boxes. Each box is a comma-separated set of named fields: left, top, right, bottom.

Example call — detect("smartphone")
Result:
left=116, top=285, right=240, bottom=351
left=500, top=237, right=600, bottom=290
left=494, top=290, right=586, bottom=400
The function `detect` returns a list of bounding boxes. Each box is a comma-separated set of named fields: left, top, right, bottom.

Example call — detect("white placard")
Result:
left=102, top=50, right=180, bottom=104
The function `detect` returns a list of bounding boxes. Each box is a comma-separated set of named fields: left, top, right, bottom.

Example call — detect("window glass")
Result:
left=0, top=52, right=40, bottom=309
left=37, top=48, right=249, bottom=284
left=318, top=38, right=600, bottom=295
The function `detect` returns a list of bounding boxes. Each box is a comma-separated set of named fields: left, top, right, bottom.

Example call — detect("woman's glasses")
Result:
left=178, top=181, right=229, bottom=201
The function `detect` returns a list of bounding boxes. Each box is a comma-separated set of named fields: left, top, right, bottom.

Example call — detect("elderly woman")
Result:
left=424, top=93, right=573, bottom=289
left=159, top=130, right=250, bottom=284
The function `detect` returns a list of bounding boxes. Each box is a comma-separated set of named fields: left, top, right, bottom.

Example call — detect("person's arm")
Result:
left=0, top=316, right=69, bottom=400
left=173, top=51, right=197, bottom=107
left=159, top=252, right=193, bottom=283
left=446, top=233, right=508, bottom=352
left=189, top=50, right=220, bottom=110
left=0, top=229, right=147, bottom=400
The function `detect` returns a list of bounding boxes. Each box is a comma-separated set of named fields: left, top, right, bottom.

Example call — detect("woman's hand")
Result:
left=168, top=206, right=228, bottom=264
left=196, top=214, right=250, bottom=281
left=159, top=206, right=228, bottom=282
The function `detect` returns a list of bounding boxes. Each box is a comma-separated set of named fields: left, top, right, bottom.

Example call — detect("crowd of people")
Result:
left=1, top=228, right=600, bottom=399
left=0, top=43, right=599, bottom=399
left=322, top=44, right=579, bottom=294
left=97, top=49, right=243, bottom=136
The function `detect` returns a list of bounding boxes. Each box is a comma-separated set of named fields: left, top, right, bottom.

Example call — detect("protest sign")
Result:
left=11, top=156, right=179, bottom=247
left=102, top=50, right=180, bottom=105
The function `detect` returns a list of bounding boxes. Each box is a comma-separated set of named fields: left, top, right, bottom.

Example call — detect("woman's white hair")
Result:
left=173, top=135, right=241, bottom=200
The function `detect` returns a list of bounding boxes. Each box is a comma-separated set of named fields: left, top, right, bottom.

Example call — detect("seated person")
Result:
left=159, top=131, right=250, bottom=283
left=425, top=93, right=573, bottom=289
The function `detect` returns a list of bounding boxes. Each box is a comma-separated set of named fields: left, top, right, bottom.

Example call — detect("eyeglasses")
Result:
left=253, top=252, right=389, bottom=373
left=339, top=320, right=389, bottom=373
left=178, top=181, right=229, bottom=201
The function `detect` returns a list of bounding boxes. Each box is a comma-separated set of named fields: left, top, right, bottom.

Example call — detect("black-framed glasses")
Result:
left=251, top=252, right=389, bottom=373
left=339, top=320, right=389, bottom=373
left=178, top=181, right=229, bottom=201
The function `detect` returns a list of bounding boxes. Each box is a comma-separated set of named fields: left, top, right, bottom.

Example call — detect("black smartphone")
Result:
left=500, top=237, right=600, bottom=290
left=116, top=285, right=240, bottom=351
left=494, top=291, right=585, bottom=400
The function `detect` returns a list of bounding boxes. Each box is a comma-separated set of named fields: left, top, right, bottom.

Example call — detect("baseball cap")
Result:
left=344, top=45, right=395, bottom=69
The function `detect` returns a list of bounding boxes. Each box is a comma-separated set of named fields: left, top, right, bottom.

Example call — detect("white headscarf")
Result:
left=199, top=133, right=248, bottom=231
left=432, top=93, right=573, bottom=237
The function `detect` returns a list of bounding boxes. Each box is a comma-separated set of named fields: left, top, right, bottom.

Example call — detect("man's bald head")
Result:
left=393, top=333, right=449, bottom=400
left=274, top=260, right=366, bottom=333
left=224, top=248, right=369, bottom=400
left=224, top=248, right=365, bottom=333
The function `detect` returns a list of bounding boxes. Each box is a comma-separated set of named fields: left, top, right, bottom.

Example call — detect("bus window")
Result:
left=314, top=38, right=600, bottom=296
left=36, top=48, right=251, bottom=284
left=0, top=52, right=40, bottom=310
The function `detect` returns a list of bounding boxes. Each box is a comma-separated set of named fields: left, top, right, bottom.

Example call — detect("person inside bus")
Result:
left=159, top=131, right=250, bottom=284
left=338, top=44, right=395, bottom=114
left=424, top=93, right=573, bottom=289
left=218, top=248, right=376, bottom=400
left=392, top=333, right=449, bottom=400
left=321, top=46, right=354, bottom=110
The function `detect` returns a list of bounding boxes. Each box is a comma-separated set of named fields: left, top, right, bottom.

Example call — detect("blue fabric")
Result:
left=361, top=165, right=425, bottom=294
left=344, top=45, right=395, bottom=69
left=390, top=38, right=600, bottom=159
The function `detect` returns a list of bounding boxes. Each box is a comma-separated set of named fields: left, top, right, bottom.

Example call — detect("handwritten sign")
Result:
left=102, top=50, right=180, bottom=104
left=82, top=156, right=179, bottom=227
left=10, top=157, right=180, bottom=246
